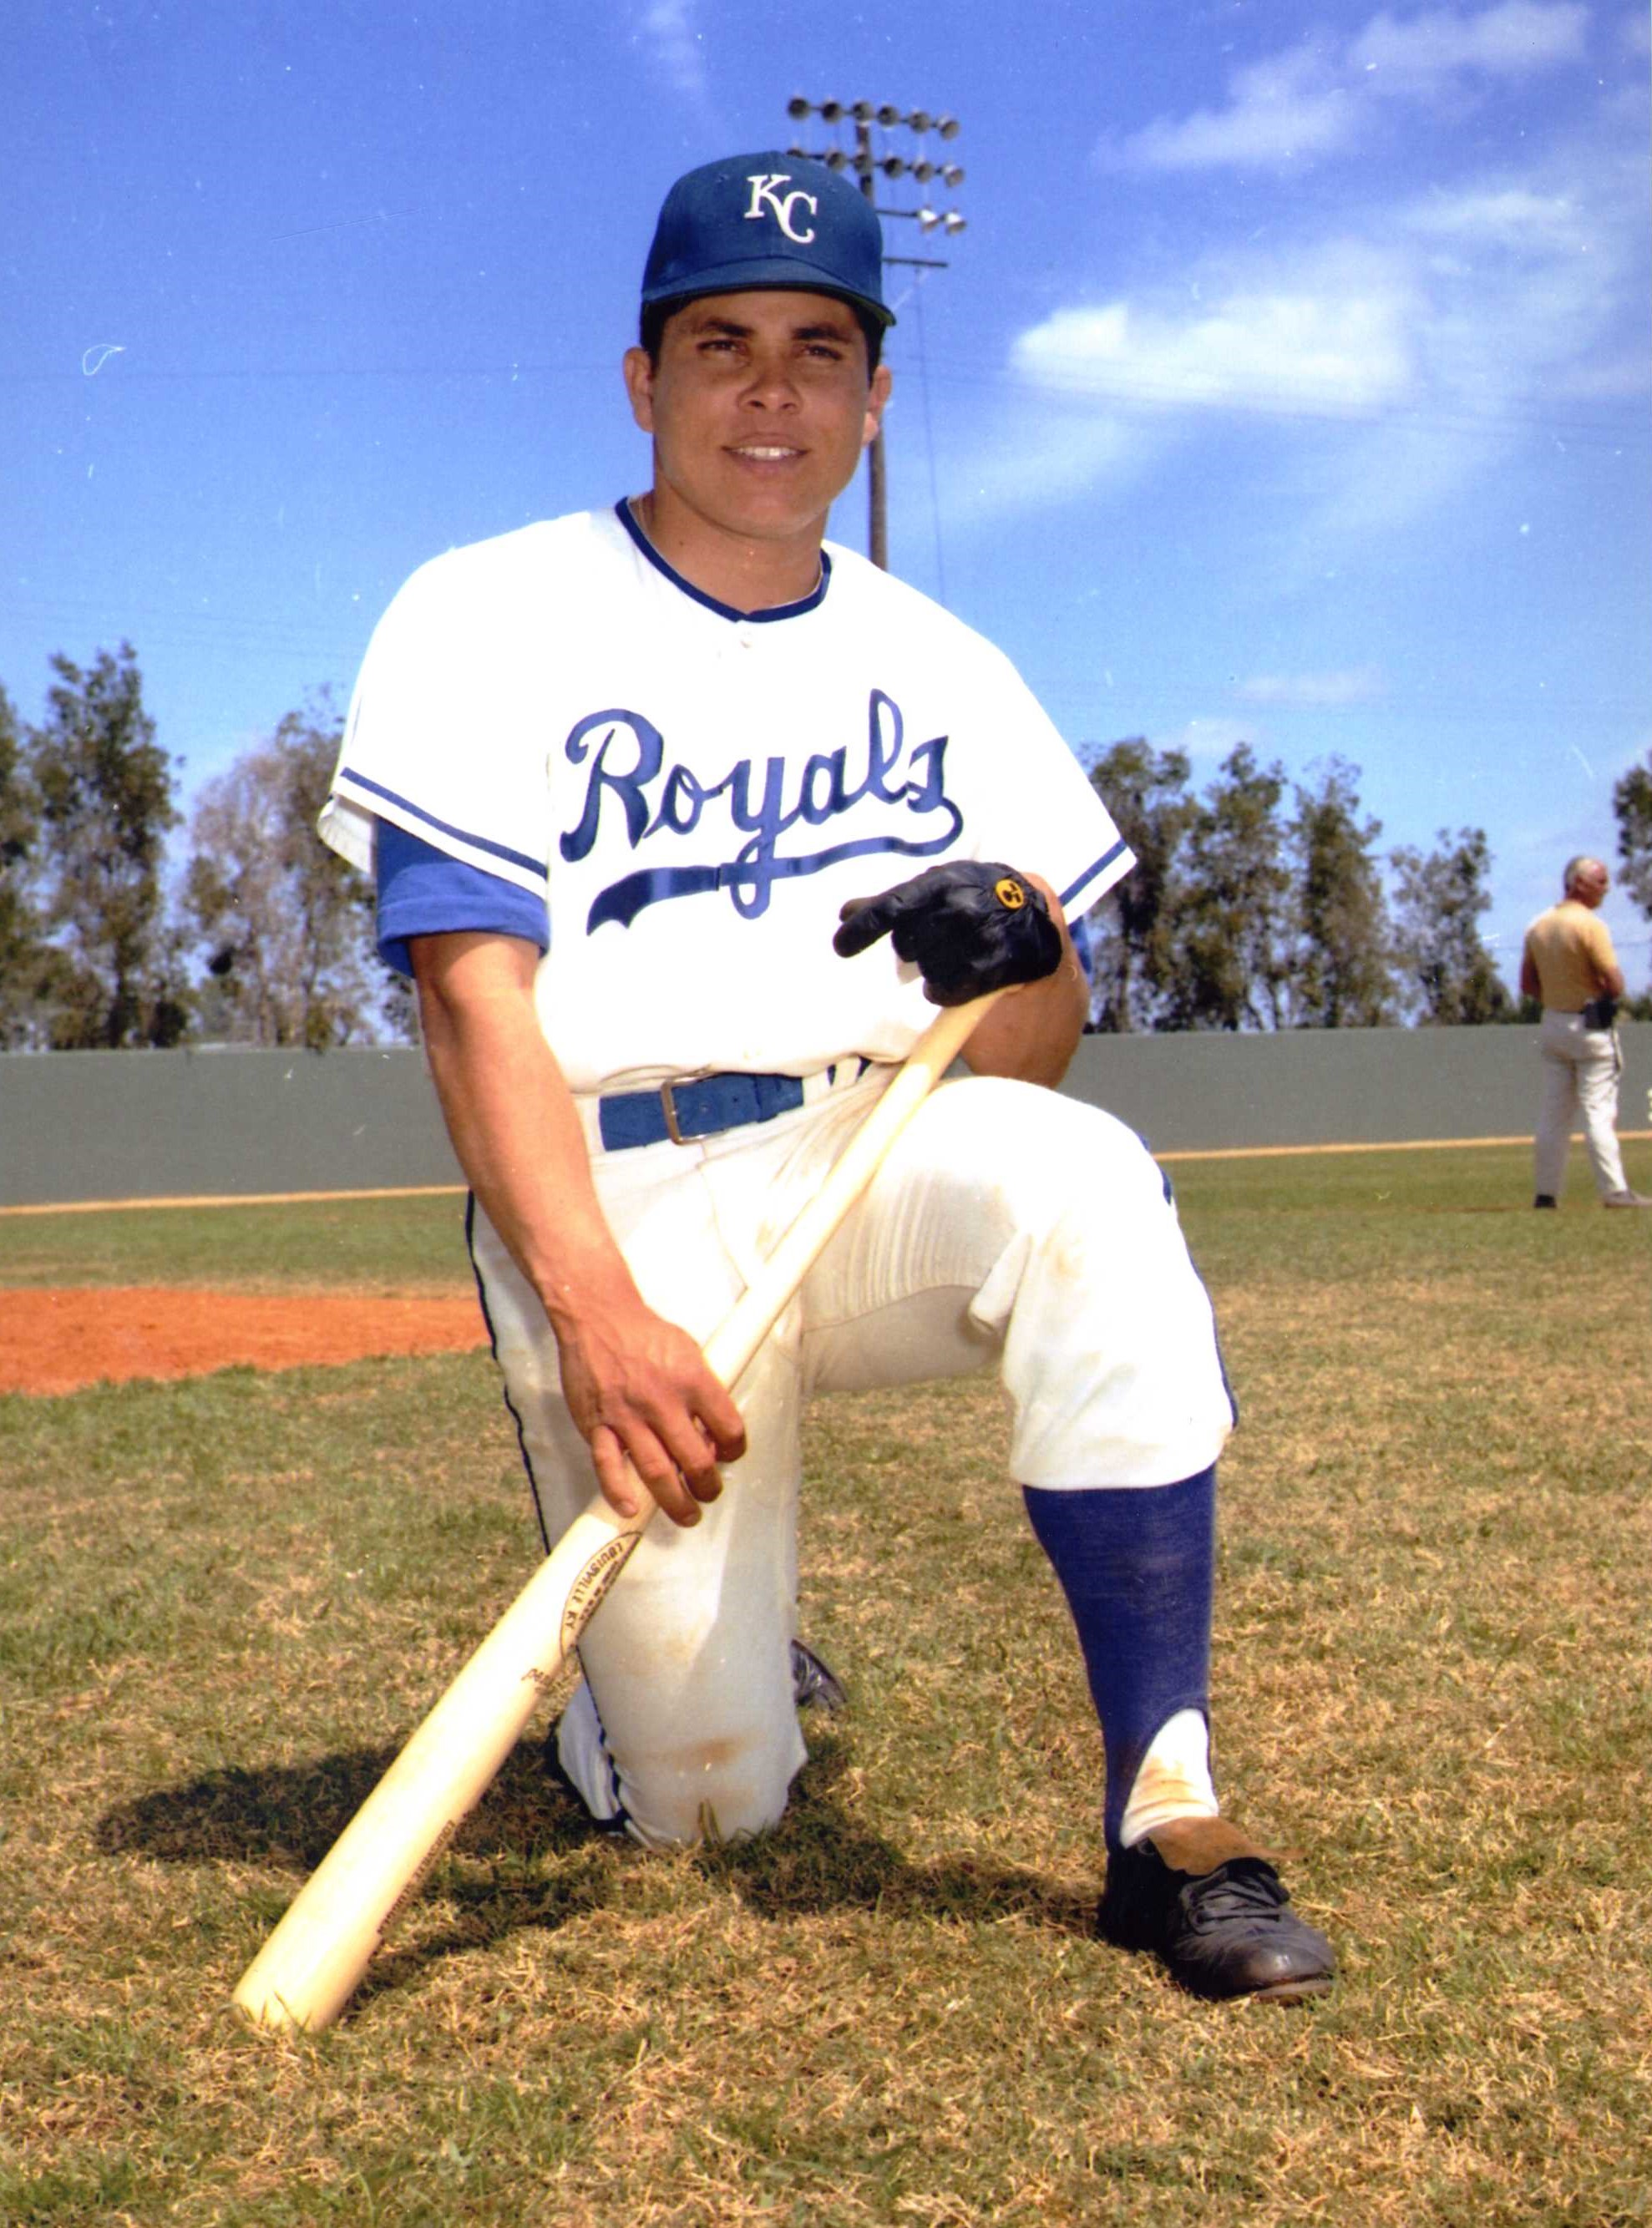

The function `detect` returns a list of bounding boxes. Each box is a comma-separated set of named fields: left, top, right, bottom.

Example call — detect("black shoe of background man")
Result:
left=1533, top=1194, right=1558, bottom=1209
left=1097, top=1817, right=1335, bottom=2003
left=791, top=1640, right=848, bottom=1715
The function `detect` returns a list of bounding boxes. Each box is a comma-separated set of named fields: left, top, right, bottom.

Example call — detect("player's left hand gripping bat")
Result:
left=232, top=989, right=1005, bottom=2033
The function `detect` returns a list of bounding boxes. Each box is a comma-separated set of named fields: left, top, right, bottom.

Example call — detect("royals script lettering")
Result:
left=560, top=687, right=963, bottom=930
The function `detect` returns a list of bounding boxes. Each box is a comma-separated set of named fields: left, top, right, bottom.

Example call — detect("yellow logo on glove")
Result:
left=993, top=877, right=1027, bottom=909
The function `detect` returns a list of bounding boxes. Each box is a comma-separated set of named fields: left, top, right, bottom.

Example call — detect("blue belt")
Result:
left=598, top=1068, right=834, bottom=1152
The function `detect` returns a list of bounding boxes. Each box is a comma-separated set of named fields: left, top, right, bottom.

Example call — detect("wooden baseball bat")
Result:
left=232, top=990, right=1002, bottom=2032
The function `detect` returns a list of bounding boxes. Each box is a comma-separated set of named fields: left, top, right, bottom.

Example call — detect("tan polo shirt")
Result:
left=1523, top=900, right=1618, bottom=1012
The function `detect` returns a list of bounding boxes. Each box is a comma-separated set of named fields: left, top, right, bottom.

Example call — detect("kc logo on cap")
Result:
left=742, top=174, right=819, bottom=244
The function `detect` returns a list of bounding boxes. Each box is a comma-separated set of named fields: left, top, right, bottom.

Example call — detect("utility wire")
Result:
left=8, top=350, right=1644, bottom=449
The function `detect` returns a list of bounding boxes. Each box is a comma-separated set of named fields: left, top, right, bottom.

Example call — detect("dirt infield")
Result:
left=0, top=1286, right=490, bottom=1397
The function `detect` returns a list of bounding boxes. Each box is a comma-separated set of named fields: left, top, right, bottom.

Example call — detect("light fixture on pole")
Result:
left=785, top=96, right=965, bottom=570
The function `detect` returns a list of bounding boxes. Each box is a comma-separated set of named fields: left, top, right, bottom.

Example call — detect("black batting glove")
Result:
left=832, top=860, right=1064, bottom=1006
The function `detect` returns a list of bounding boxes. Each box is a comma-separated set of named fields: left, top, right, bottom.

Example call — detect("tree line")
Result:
left=3, top=646, right=1650, bottom=1051
left=0, top=646, right=405, bottom=1051
left=1082, top=738, right=1652, bottom=1032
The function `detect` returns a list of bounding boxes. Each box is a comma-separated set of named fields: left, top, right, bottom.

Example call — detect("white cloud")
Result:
left=636, top=0, right=707, bottom=101
left=954, top=13, right=1644, bottom=560
left=1237, top=669, right=1388, bottom=708
left=1011, top=262, right=1417, bottom=421
left=1107, top=3, right=1590, bottom=173
left=1350, top=3, right=1589, bottom=92
left=1108, top=42, right=1356, bottom=172
left=1554, top=352, right=1652, bottom=401
left=987, top=111, right=1646, bottom=542
left=1402, top=181, right=1585, bottom=250
left=949, top=403, right=1149, bottom=520
left=1393, top=146, right=1645, bottom=404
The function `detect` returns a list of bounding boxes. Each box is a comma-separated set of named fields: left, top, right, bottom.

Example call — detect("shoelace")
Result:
left=1180, top=1857, right=1290, bottom=1932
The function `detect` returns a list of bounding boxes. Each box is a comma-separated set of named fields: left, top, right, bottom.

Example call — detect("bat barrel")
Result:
left=232, top=1506, right=641, bottom=2030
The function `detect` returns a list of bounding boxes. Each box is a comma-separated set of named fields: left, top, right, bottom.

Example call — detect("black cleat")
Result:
left=1533, top=1194, right=1558, bottom=1209
left=541, top=1738, right=629, bottom=1836
left=1098, top=1819, right=1335, bottom=2003
left=791, top=1640, right=848, bottom=1715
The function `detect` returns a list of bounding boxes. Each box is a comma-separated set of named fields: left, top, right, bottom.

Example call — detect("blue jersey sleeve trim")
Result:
left=341, top=766, right=549, bottom=883
left=376, top=819, right=550, bottom=977
left=1061, top=838, right=1131, bottom=913
left=1068, top=913, right=1095, bottom=983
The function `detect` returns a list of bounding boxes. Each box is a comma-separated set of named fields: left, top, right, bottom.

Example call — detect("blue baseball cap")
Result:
left=641, top=151, right=894, bottom=328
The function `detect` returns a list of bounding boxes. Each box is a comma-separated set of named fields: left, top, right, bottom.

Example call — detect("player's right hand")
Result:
left=554, top=1294, right=747, bottom=1527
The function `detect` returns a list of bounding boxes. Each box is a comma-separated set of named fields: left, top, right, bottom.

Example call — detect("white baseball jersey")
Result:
left=321, top=502, right=1132, bottom=1094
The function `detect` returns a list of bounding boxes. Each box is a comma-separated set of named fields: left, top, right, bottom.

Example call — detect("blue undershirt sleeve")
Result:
left=375, top=818, right=550, bottom=977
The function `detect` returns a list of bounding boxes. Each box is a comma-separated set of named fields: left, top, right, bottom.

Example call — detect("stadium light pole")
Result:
left=785, top=98, right=965, bottom=570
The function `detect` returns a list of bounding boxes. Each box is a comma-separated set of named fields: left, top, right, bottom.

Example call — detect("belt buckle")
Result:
left=659, top=1080, right=687, bottom=1146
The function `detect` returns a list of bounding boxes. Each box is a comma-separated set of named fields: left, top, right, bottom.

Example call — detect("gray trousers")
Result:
left=1534, top=1009, right=1628, bottom=1198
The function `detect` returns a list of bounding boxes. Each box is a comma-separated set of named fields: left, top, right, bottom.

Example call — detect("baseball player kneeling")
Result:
left=320, top=152, right=1334, bottom=2003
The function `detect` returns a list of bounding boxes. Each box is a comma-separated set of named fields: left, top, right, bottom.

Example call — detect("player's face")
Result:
left=624, top=291, right=891, bottom=573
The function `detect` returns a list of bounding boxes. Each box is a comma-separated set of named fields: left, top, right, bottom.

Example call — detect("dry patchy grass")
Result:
left=2, top=1147, right=1649, bottom=2225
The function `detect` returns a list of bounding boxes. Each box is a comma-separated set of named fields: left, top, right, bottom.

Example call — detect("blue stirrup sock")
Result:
left=1022, top=1467, right=1218, bottom=1853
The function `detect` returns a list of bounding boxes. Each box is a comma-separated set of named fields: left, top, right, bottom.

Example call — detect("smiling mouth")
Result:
left=730, top=443, right=803, bottom=462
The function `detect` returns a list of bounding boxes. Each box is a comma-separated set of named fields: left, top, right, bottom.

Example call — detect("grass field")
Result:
left=3, top=1143, right=1649, bottom=2226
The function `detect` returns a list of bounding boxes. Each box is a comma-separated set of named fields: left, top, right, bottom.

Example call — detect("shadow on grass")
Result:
left=697, top=1736, right=1097, bottom=1935
left=94, top=1738, right=591, bottom=1873
left=94, top=1732, right=1093, bottom=1998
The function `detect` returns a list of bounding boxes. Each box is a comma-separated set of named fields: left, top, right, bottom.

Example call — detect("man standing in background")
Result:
left=1521, top=855, right=1648, bottom=1208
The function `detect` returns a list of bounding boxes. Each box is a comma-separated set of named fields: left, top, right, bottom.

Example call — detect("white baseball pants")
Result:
left=470, top=1067, right=1234, bottom=1848
left=1534, top=1009, right=1629, bottom=1199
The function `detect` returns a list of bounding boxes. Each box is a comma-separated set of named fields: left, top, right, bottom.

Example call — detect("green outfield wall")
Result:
left=2, top=1025, right=1649, bottom=1208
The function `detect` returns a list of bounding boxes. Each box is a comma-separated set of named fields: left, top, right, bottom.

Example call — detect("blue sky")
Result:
left=4, top=0, right=1649, bottom=984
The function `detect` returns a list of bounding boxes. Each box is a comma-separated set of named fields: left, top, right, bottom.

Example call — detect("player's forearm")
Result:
left=413, top=931, right=743, bottom=1524
left=960, top=886, right=1087, bottom=1086
left=410, top=934, right=639, bottom=1329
